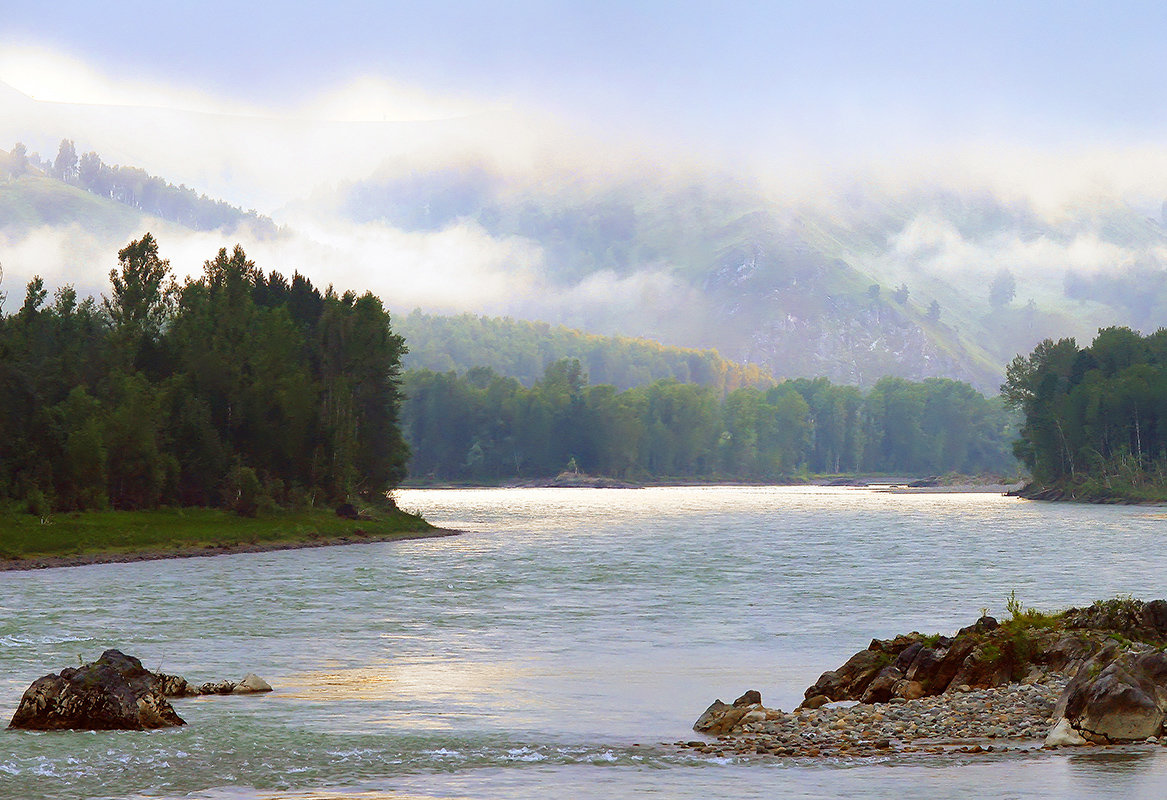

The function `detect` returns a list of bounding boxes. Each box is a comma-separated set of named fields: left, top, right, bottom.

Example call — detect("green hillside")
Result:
left=0, top=174, right=139, bottom=236
left=397, top=311, right=774, bottom=393
left=0, top=143, right=278, bottom=237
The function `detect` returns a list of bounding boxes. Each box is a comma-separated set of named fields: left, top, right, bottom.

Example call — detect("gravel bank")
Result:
left=680, top=677, right=1070, bottom=759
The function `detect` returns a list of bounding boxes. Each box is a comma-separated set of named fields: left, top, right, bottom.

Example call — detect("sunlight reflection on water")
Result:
left=4, top=487, right=1166, bottom=799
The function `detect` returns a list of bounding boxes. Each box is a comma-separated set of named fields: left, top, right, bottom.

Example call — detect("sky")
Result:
left=3, top=1, right=1167, bottom=325
left=6, top=0, right=1167, bottom=161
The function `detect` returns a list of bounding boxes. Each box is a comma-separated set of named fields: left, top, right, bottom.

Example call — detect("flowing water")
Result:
left=3, top=486, right=1167, bottom=799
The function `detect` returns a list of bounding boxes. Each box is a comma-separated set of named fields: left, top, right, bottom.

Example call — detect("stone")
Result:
left=860, top=666, right=903, bottom=704
left=733, top=689, right=761, bottom=707
left=692, top=698, right=762, bottom=735
left=157, top=672, right=199, bottom=697
left=896, top=680, right=925, bottom=700
left=233, top=673, right=273, bottom=694
left=9, top=649, right=185, bottom=731
left=1045, top=716, right=1088, bottom=747
left=200, top=680, right=237, bottom=695
left=799, top=694, right=831, bottom=710
left=804, top=645, right=906, bottom=701
left=1061, top=654, right=1167, bottom=742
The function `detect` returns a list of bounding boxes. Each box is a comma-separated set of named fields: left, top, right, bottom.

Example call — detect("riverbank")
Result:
left=692, top=598, right=1167, bottom=759
left=0, top=507, right=455, bottom=571
left=680, top=678, right=1065, bottom=759
left=1008, top=481, right=1167, bottom=504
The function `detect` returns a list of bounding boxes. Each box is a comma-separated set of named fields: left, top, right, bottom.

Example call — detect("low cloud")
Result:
left=0, top=217, right=549, bottom=319
left=885, top=214, right=1140, bottom=278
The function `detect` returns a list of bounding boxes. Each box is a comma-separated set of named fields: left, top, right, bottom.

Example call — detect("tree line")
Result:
left=4, top=140, right=278, bottom=235
left=1003, top=326, right=1167, bottom=498
left=397, top=311, right=774, bottom=393
left=0, top=234, right=408, bottom=515
left=401, top=364, right=1018, bottom=482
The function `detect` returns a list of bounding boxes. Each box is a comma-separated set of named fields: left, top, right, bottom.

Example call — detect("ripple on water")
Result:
left=3, top=488, right=1167, bottom=800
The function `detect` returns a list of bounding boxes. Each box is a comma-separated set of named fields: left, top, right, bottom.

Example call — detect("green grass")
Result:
left=0, top=507, right=435, bottom=562
left=0, top=175, right=139, bottom=236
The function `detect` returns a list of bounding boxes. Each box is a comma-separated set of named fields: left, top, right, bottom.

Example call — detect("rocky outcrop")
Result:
left=695, top=599, right=1167, bottom=755
left=9, top=649, right=186, bottom=731
left=9, top=651, right=273, bottom=732
left=800, top=616, right=1032, bottom=705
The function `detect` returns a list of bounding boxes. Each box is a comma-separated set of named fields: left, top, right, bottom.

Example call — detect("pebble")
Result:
left=680, top=677, right=1068, bottom=760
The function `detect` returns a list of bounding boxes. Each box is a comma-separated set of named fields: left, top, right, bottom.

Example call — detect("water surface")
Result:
left=2, top=487, right=1165, bottom=798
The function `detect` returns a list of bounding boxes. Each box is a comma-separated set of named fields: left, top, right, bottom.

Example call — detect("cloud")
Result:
left=0, top=44, right=257, bottom=116
left=0, top=41, right=568, bottom=216
left=0, top=224, right=125, bottom=308
left=0, top=215, right=550, bottom=319
left=885, top=213, right=1139, bottom=278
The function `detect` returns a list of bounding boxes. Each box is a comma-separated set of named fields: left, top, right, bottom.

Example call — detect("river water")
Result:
left=3, top=486, right=1167, bottom=799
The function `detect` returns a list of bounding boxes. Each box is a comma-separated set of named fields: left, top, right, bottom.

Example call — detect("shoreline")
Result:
left=402, top=477, right=1023, bottom=492
left=0, top=527, right=459, bottom=572
left=679, top=678, right=1066, bottom=760
left=1007, top=482, right=1167, bottom=505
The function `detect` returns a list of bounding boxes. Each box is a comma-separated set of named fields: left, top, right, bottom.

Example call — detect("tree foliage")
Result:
left=1003, top=326, right=1167, bottom=493
left=0, top=234, right=409, bottom=514
left=401, top=364, right=1017, bottom=481
left=397, top=311, right=774, bottom=393
left=67, top=146, right=278, bottom=235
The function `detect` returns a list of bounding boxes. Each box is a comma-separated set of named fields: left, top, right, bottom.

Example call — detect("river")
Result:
left=3, top=486, right=1167, bottom=799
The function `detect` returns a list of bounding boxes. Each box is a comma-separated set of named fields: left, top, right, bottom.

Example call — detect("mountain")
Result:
left=315, top=162, right=1167, bottom=393
left=5, top=129, right=1165, bottom=393
left=317, top=167, right=993, bottom=388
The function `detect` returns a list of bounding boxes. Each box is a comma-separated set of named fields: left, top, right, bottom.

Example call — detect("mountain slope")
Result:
left=397, top=311, right=774, bottom=392
left=327, top=166, right=1005, bottom=390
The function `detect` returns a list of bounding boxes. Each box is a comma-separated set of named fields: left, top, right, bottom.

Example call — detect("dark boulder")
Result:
left=9, top=649, right=185, bottom=731
left=733, top=689, right=761, bottom=706
left=199, top=680, right=237, bottom=695
left=860, top=666, right=903, bottom=703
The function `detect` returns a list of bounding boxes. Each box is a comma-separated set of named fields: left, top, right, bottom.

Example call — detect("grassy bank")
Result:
left=0, top=506, right=445, bottom=569
left=1014, top=471, right=1167, bottom=504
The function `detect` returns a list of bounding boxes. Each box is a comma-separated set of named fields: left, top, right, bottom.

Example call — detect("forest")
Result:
left=0, top=234, right=408, bottom=515
left=1003, top=326, right=1167, bottom=500
left=397, top=311, right=773, bottom=393
left=400, top=364, right=1018, bottom=482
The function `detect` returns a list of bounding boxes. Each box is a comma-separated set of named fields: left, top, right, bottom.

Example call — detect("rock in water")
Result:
left=156, top=672, right=199, bottom=697
left=693, top=690, right=766, bottom=735
left=233, top=673, right=273, bottom=694
left=9, top=649, right=185, bottom=731
left=200, top=680, right=236, bottom=695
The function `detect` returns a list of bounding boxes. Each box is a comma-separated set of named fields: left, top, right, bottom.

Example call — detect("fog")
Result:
left=3, top=41, right=1167, bottom=333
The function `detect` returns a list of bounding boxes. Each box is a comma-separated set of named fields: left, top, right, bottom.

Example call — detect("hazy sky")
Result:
left=6, top=0, right=1167, bottom=160
left=4, top=0, right=1167, bottom=323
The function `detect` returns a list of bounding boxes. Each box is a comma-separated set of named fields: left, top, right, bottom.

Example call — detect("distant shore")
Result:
left=1007, top=482, right=1167, bottom=505
left=402, top=475, right=1023, bottom=492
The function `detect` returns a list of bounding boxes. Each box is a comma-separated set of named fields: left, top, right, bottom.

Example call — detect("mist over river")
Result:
left=3, top=487, right=1167, bottom=799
